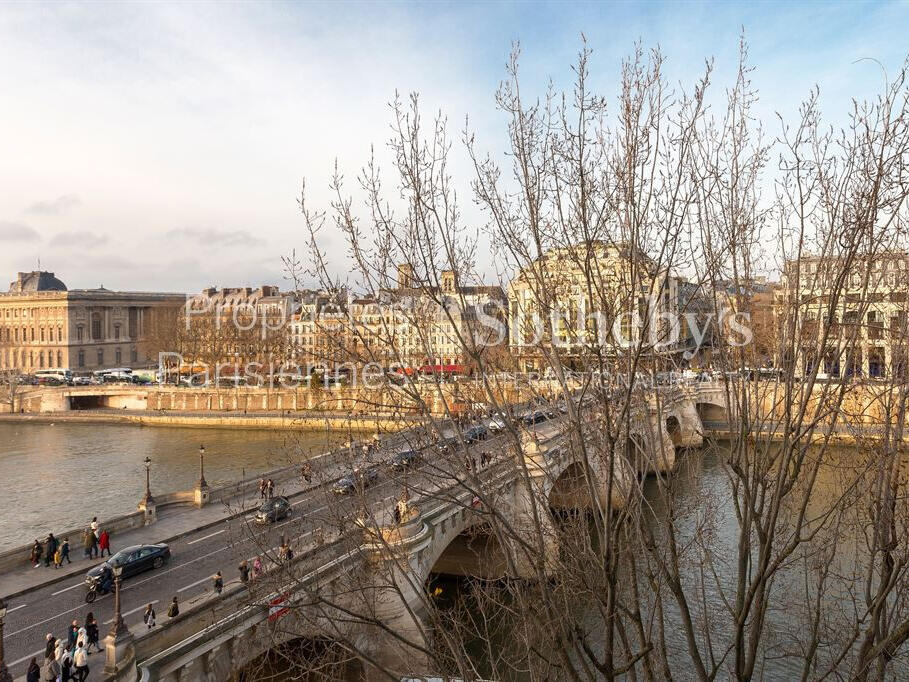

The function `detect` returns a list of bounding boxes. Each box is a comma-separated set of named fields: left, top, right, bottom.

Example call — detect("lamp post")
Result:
left=142, top=457, right=154, bottom=506
left=197, top=444, right=208, bottom=489
left=109, top=564, right=127, bottom=637
left=0, top=597, right=12, bottom=682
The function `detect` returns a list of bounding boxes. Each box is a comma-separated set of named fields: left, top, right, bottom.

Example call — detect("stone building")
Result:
left=775, top=252, right=909, bottom=378
left=507, top=241, right=680, bottom=371
left=0, top=271, right=185, bottom=372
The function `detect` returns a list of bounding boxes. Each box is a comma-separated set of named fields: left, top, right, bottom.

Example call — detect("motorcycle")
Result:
left=84, top=575, right=112, bottom=603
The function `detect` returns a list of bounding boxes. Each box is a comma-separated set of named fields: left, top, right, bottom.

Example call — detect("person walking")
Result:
left=44, top=533, right=58, bottom=568
left=98, top=529, right=110, bottom=557
left=266, top=479, right=275, bottom=499
left=53, top=543, right=63, bottom=569
left=212, top=571, right=223, bottom=595
left=238, top=560, right=250, bottom=584
left=258, top=478, right=266, bottom=499
left=60, top=537, right=71, bottom=564
left=41, top=655, right=60, bottom=682
left=60, top=644, right=73, bottom=682
left=43, top=634, right=56, bottom=660
left=67, top=620, right=79, bottom=648
left=252, top=556, right=263, bottom=580
left=89, top=529, right=98, bottom=559
left=81, top=529, right=92, bottom=560
left=26, top=657, right=40, bottom=682
left=84, top=613, right=101, bottom=653
left=30, top=539, right=43, bottom=568
left=167, top=596, right=179, bottom=619
left=143, top=603, right=156, bottom=629
left=72, top=640, right=89, bottom=682
left=89, top=517, right=98, bottom=534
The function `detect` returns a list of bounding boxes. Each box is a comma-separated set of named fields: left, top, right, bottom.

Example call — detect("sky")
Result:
left=1, top=1, right=908, bottom=293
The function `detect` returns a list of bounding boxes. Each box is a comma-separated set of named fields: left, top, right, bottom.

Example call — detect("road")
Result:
left=0, top=419, right=520, bottom=680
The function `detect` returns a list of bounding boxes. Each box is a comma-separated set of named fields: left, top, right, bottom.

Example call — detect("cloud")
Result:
left=165, top=227, right=263, bottom=248
left=26, top=194, right=82, bottom=216
left=49, top=230, right=109, bottom=248
left=0, top=221, right=41, bottom=242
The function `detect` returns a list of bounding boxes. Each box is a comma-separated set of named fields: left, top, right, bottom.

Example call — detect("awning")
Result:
left=419, top=364, right=467, bottom=374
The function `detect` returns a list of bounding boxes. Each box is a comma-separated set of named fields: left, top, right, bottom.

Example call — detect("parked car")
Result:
left=255, top=496, right=292, bottom=524
left=72, top=376, right=92, bottom=386
left=85, top=543, right=170, bottom=581
left=332, top=466, right=380, bottom=495
left=390, top=450, right=422, bottom=470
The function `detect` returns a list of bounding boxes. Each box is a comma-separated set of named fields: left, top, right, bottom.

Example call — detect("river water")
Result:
left=0, top=422, right=338, bottom=551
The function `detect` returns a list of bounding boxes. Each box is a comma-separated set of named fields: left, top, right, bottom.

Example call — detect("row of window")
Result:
left=0, top=347, right=138, bottom=370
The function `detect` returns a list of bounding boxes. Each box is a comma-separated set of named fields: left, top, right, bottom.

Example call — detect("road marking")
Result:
left=5, top=604, right=26, bottom=613
left=177, top=575, right=213, bottom=593
left=104, top=600, right=158, bottom=625
left=10, top=648, right=43, bottom=667
left=12, top=601, right=87, bottom=636
left=186, top=529, right=225, bottom=545
left=51, top=582, right=83, bottom=596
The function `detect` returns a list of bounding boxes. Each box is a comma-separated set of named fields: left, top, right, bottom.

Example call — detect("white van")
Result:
left=35, top=369, right=73, bottom=385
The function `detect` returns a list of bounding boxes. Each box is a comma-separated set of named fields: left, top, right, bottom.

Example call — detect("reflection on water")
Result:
left=0, top=422, right=337, bottom=551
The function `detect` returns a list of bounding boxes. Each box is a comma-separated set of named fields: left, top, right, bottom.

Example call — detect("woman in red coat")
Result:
left=98, top=529, right=111, bottom=557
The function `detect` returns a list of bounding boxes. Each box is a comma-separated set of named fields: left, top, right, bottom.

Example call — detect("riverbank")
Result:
left=0, top=408, right=421, bottom=431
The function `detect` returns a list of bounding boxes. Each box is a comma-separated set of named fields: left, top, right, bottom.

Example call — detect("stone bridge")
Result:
left=100, top=383, right=730, bottom=681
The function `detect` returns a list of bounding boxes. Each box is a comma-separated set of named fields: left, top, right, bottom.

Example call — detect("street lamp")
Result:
left=197, top=444, right=208, bottom=489
left=142, top=456, right=154, bottom=505
left=108, top=564, right=128, bottom=638
left=0, top=596, right=12, bottom=682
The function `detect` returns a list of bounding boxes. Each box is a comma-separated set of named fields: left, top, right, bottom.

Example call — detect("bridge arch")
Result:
left=237, top=635, right=364, bottom=681
left=424, top=518, right=508, bottom=581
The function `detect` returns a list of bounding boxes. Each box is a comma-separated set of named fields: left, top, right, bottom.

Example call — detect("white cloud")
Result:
left=26, top=194, right=81, bottom=216
left=0, top=221, right=41, bottom=242
left=49, top=230, right=108, bottom=248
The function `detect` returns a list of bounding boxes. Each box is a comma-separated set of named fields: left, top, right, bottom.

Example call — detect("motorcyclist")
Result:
left=98, top=564, right=113, bottom=594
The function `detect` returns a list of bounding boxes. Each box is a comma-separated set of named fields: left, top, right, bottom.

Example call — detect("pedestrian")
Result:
left=26, top=657, right=40, bottom=682
left=44, top=533, right=58, bottom=568
left=89, top=517, right=98, bottom=534
left=167, top=596, right=179, bottom=619
left=301, top=464, right=312, bottom=484
left=30, top=539, right=43, bottom=568
left=143, top=603, right=156, bottom=629
left=72, top=641, right=89, bottom=682
left=267, top=479, right=274, bottom=498
left=53, top=637, right=65, bottom=664
left=213, top=571, right=223, bottom=595
left=42, top=655, right=60, bottom=682
left=60, top=644, right=73, bottom=682
left=258, top=478, right=266, bottom=499
left=44, top=633, right=56, bottom=660
left=238, top=560, right=250, bottom=584
left=53, top=543, right=62, bottom=568
left=98, top=529, right=110, bottom=557
left=393, top=503, right=401, bottom=524
left=252, top=555, right=263, bottom=579
left=60, top=537, right=71, bottom=564
left=81, top=529, right=92, bottom=560
left=84, top=613, right=101, bottom=653
left=279, top=542, right=293, bottom=562
left=67, top=619, right=79, bottom=648
left=89, top=530, right=98, bottom=559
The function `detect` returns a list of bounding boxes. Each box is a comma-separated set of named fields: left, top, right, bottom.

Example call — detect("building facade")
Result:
left=507, top=241, right=680, bottom=371
left=0, top=271, right=185, bottom=372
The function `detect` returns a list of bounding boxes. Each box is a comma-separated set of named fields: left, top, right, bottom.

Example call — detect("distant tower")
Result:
left=397, top=264, right=415, bottom=289
left=441, top=269, right=458, bottom=293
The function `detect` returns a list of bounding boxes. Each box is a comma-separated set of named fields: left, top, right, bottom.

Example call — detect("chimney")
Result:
left=397, top=264, right=414, bottom=289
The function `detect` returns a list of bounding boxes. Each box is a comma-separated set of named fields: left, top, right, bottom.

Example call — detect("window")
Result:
left=97, top=349, right=104, bottom=366
left=57, top=351, right=62, bottom=366
left=91, top=314, right=102, bottom=341
left=115, top=348, right=122, bottom=365
left=114, top=324, right=120, bottom=340
left=131, top=348, right=138, bottom=363
left=76, top=326, right=83, bottom=342
left=78, top=351, right=85, bottom=368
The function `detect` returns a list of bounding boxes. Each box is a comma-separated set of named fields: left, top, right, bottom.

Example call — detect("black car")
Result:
left=464, top=425, right=489, bottom=443
left=254, top=496, right=292, bottom=524
left=522, top=410, right=550, bottom=425
left=332, top=466, right=380, bottom=495
left=390, top=450, right=422, bottom=470
left=435, top=436, right=461, bottom=453
left=85, top=543, right=170, bottom=581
